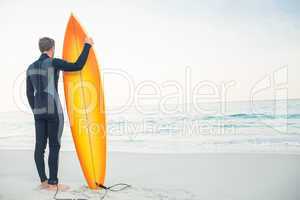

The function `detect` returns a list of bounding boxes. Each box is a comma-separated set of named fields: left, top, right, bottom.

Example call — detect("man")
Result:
left=26, top=37, right=94, bottom=191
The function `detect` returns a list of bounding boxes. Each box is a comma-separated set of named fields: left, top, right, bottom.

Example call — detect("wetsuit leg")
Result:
left=34, top=119, right=48, bottom=182
left=47, top=117, right=64, bottom=185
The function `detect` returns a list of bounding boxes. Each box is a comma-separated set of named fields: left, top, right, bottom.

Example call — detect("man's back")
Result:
left=27, top=55, right=61, bottom=119
left=26, top=43, right=91, bottom=119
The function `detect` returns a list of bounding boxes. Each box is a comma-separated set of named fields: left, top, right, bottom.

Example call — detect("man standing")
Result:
left=26, top=37, right=94, bottom=190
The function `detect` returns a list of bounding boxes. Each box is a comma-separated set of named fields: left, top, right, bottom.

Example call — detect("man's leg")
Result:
left=46, top=117, right=69, bottom=191
left=47, top=118, right=61, bottom=185
left=34, top=119, right=48, bottom=183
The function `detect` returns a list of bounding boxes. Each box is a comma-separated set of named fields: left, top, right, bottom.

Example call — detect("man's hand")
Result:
left=84, top=37, right=94, bottom=46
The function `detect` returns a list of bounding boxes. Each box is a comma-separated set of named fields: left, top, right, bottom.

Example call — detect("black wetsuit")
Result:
left=26, top=43, right=91, bottom=185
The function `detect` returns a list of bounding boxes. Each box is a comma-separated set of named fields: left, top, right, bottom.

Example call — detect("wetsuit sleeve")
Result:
left=52, top=43, right=92, bottom=71
left=26, top=73, right=34, bottom=110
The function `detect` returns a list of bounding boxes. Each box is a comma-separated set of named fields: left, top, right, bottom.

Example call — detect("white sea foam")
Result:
left=1, top=99, right=300, bottom=153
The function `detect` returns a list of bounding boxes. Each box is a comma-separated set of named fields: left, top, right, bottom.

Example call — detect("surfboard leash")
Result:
left=95, top=182, right=132, bottom=200
left=52, top=183, right=131, bottom=200
left=53, top=185, right=71, bottom=200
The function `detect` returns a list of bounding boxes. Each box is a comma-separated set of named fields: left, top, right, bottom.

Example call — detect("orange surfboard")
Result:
left=62, top=14, right=106, bottom=189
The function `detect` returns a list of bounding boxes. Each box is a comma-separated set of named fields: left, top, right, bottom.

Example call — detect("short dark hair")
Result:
left=39, top=37, right=55, bottom=53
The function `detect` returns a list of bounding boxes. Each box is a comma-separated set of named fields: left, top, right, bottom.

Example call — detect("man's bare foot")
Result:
left=46, top=184, right=70, bottom=191
left=39, top=180, right=49, bottom=189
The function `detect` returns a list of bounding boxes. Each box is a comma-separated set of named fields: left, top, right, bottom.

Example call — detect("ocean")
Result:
left=1, top=99, right=300, bottom=154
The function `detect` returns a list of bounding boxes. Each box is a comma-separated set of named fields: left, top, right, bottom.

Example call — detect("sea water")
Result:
left=0, top=99, right=300, bottom=153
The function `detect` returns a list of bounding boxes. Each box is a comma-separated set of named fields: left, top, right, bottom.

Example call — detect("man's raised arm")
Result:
left=52, top=38, right=94, bottom=71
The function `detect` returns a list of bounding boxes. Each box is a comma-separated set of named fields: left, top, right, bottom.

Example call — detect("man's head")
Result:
left=39, top=37, right=55, bottom=58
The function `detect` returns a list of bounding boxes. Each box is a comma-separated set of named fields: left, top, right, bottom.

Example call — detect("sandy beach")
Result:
left=0, top=150, right=299, bottom=200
